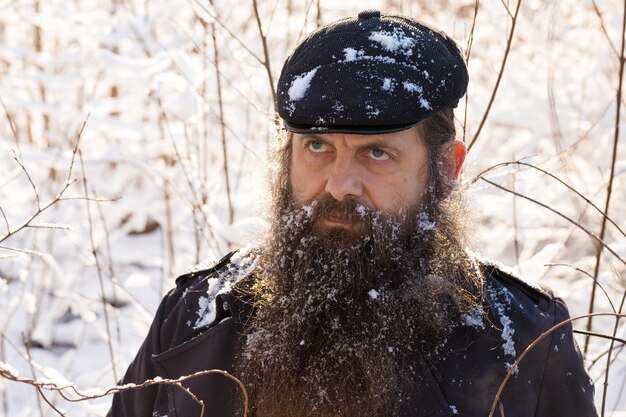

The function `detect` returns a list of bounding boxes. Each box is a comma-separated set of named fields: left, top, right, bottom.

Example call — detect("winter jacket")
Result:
left=107, top=251, right=598, bottom=417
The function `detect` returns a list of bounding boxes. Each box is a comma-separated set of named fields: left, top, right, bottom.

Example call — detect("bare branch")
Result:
left=0, top=96, right=20, bottom=157
left=78, top=150, right=118, bottom=383
left=0, top=191, right=73, bottom=244
left=464, top=0, right=480, bottom=61
left=468, top=0, right=522, bottom=151
left=295, top=0, right=317, bottom=46
left=573, top=330, right=626, bottom=346
left=192, top=0, right=264, bottom=65
left=587, top=0, right=626, bottom=359
left=67, top=115, right=89, bottom=185
left=472, top=161, right=626, bottom=239
left=252, top=0, right=279, bottom=123
left=478, top=177, right=626, bottom=267
left=210, top=18, right=235, bottom=224
left=591, top=0, right=620, bottom=58
left=462, top=0, right=480, bottom=143
left=12, top=150, right=41, bottom=210
left=601, top=289, right=626, bottom=416
left=545, top=263, right=616, bottom=314
left=57, top=195, right=119, bottom=203
left=0, top=115, right=89, bottom=244
left=0, top=245, right=51, bottom=258
left=0, top=205, right=9, bottom=235
left=23, top=336, right=44, bottom=417
left=489, top=312, right=626, bottom=417
left=26, top=223, right=72, bottom=231
left=0, top=366, right=249, bottom=417
left=498, top=0, right=514, bottom=19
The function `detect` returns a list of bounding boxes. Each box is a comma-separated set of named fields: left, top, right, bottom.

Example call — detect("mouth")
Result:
left=326, top=213, right=350, bottom=225
left=320, top=213, right=358, bottom=232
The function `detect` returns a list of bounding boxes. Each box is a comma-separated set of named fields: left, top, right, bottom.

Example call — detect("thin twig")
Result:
left=57, top=196, right=119, bottom=203
left=151, top=95, right=219, bottom=255
left=315, top=0, right=321, bottom=27
left=23, top=336, right=44, bottom=417
left=462, top=0, right=480, bottom=143
left=79, top=150, right=118, bottom=383
left=614, top=370, right=626, bottom=411
left=0, top=245, right=51, bottom=259
left=547, top=4, right=563, bottom=149
left=498, top=0, right=513, bottom=19
left=210, top=18, right=235, bottom=225
left=95, top=201, right=122, bottom=345
left=192, top=0, right=264, bottom=65
left=0, top=205, right=10, bottom=235
left=586, top=0, right=626, bottom=357
left=473, top=161, right=626, bottom=239
left=35, top=386, right=65, bottom=417
left=0, top=335, right=7, bottom=417
left=252, top=0, right=279, bottom=123
left=573, top=330, right=626, bottom=346
left=1, top=96, right=21, bottom=157
left=545, top=263, right=616, bottom=313
left=465, top=0, right=480, bottom=61
left=0, top=185, right=73, bottom=244
left=13, top=150, right=41, bottom=210
left=0, top=367, right=249, bottom=417
left=0, top=115, right=88, bottom=244
left=295, top=0, right=317, bottom=46
left=591, top=0, right=619, bottom=58
left=602, top=289, right=626, bottom=416
left=511, top=163, right=520, bottom=271
left=488, top=312, right=626, bottom=417
left=468, top=0, right=522, bottom=151
left=67, top=117, right=88, bottom=184
left=478, top=178, right=626, bottom=267
left=589, top=342, right=626, bottom=371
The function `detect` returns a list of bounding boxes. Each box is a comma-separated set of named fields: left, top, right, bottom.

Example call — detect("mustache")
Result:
left=304, top=195, right=372, bottom=225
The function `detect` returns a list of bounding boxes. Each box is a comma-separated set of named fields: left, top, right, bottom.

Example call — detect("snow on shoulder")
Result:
left=189, top=248, right=259, bottom=331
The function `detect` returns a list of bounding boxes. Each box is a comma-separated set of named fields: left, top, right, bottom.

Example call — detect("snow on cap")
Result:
left=277, top=10, right=469, bottom=135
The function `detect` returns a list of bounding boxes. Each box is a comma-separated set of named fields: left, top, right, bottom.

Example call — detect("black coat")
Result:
left=108, top=252, right=598, bottom=417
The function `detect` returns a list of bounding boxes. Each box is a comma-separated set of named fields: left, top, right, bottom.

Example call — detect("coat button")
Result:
left=358, top=9, right=381, bottom=20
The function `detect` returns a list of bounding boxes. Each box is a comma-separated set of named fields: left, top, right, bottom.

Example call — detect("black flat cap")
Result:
left=277, top=10, right=468, bottom=134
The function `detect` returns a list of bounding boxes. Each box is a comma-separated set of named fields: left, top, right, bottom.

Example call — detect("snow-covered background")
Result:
left=0, top=0, right=625, bottom=415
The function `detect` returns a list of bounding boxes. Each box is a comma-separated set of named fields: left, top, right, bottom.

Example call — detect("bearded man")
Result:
left=108, top=10, right=597, bottom=417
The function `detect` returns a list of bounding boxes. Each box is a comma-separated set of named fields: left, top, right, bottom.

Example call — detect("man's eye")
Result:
left=308, top=140, right=328, bottom=152
left=368, top=148, right=390, bottom=161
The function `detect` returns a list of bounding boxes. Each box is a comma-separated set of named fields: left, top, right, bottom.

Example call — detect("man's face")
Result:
left=290, top=126, right=431, bottom=227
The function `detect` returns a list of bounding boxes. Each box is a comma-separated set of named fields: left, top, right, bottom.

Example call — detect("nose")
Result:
left=324, top=155, right=363, bottom=201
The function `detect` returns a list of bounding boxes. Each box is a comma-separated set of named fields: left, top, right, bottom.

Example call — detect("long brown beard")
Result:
left=236, top=151, right=483, bottom=417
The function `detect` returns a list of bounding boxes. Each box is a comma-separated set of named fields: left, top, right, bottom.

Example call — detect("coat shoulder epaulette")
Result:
left=481, top=259, right=554, bottom=311
left=174, top=250, right=239, bottom=289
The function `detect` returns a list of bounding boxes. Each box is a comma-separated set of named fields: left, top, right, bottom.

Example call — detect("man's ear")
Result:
left=439, top=140, right=466, bottom=182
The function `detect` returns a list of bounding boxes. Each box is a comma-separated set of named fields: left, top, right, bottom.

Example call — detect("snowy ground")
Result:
left=0, top=0, right=625, bottom=415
